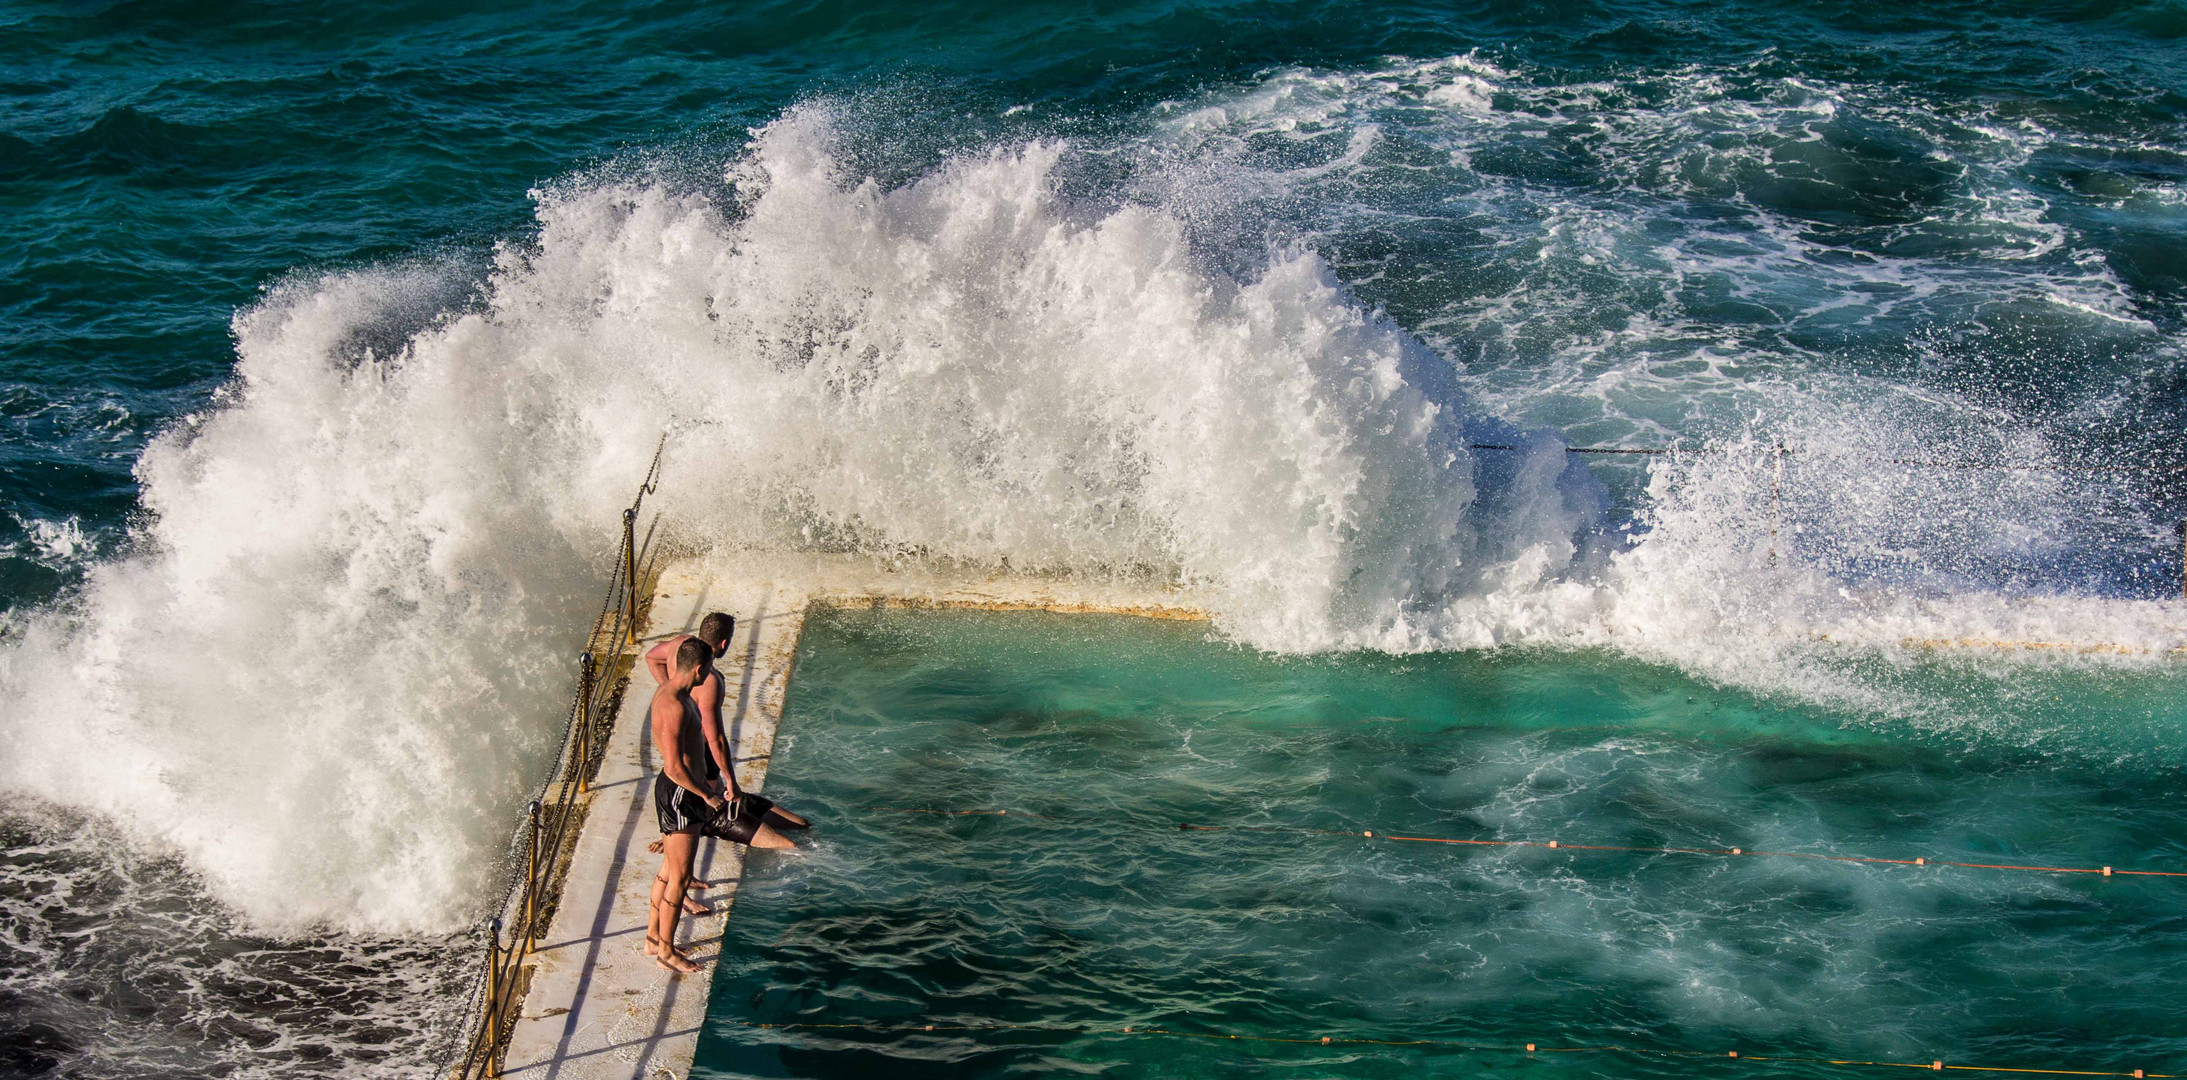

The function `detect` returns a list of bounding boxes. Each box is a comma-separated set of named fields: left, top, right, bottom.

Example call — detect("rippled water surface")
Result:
left=697, top=608, right=2187, bottom=1079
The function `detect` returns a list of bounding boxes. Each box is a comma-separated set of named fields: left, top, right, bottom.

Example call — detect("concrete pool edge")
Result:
left=498, top=554, right=1209, bottom=1080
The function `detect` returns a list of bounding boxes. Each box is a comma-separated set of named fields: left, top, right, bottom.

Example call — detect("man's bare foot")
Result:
left=661, top=948, right=702, bottom=974
left=644, top=937, right=659, bottom=957
left=681, top=895, right=713, bottom=916
left=687, top=879, right=711, bottom=890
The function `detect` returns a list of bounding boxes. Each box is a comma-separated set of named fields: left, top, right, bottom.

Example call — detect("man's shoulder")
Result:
left=649, top=683, right=683, bottom=714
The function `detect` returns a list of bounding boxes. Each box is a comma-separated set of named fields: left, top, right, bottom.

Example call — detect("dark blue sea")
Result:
left=4, top=2, right=2187, bottom=1076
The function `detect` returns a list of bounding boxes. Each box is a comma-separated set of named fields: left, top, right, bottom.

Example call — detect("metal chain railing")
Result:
left=440, top=438, right=667, bottom=1080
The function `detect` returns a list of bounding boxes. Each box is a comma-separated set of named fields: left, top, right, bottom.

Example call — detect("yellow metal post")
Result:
left=522, top=801, right=542, bottom=944
left=622, top=508, right=639, bottom=645
left=482, top=918, right=503, bottom=1079
left=575, top=652, right=594, bottom=794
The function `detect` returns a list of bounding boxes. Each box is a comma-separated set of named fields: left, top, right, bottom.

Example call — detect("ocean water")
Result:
left=699, top=608, right=2187, bottom=1079
left=3, top=0, right=2187, bottom=1075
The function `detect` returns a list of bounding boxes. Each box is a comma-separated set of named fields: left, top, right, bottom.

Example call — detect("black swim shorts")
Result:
left=653, top=773, right=714, bottom=835
left=703, top=793, right=777, bottom=846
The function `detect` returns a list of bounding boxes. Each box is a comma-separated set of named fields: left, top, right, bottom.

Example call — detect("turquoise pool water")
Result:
left=693, top=609, right=2187, bottom=1079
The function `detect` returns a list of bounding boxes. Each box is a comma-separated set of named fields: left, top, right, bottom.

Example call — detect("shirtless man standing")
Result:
left=647, top=637, right=721, bottom=974
left=643, top=611, right=807, bottom=844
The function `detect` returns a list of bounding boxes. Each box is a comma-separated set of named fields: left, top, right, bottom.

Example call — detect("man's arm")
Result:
left=693, top=673, right=737, bottom=797
left=650, top=690, right=722, bottom=808
left=643, top=638, right=674, bottom=685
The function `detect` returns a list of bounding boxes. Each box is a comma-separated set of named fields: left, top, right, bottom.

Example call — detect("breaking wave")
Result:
left=4, top=56, right=2185, bottom=940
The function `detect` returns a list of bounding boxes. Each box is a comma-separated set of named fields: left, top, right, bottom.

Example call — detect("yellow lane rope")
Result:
left=862, top=807, right=2187, bottom=880
left=728, top=1019, right=2172, bottom=1077
left=1179, top=823, right=2187, bottom=879
left=830, top=808, right=2182, bottom=1074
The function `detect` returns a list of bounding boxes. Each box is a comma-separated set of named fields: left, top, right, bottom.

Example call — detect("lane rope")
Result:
left=1180, top=823, right=2187, bottom=879
left=729, top=1019, right=2172, bottom=1077
left=832, top=809, right=2183, bottom=1075
left=863, top=807, right=2187, bottom=880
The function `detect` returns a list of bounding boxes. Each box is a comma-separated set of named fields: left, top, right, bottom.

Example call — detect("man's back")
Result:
left=651, top=679, right=704, bottom=778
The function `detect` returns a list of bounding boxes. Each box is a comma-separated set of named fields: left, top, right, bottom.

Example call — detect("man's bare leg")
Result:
left=746, top=823, right=797, bottom=850
left=656, top=830, right=703, bottom=973
left=679, top=833, right=712, bottom=915
left=645, top=870, right=666, bottom=957
left=644, top=873, right=709, bottom=946
left=764, top=806, right=810, bottom=830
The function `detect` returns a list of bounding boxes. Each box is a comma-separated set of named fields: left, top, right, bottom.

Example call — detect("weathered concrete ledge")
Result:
left=500, top=554, right=1209, bottom=1080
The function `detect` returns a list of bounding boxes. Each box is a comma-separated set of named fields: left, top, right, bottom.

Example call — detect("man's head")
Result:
left=674, top=636, right=713, bottom=688
left=696, top=612, right=735, bottom=657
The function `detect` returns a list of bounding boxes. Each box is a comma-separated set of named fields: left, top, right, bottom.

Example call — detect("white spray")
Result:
left=0, top=95, right=2175, bottom=936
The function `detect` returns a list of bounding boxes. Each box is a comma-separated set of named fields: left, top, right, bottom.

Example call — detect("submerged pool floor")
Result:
left=692, top=609, right=2187, bottom=1079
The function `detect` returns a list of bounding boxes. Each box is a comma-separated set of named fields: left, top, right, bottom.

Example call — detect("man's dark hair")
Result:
left=697, top=612, right=736, bottom=648
left=675, top=636, right=712, bottom=673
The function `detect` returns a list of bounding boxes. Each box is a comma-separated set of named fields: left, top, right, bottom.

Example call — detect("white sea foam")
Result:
left=1, top=70, right=2181, bottom=938
left=2, top=514, right=94, bottom=567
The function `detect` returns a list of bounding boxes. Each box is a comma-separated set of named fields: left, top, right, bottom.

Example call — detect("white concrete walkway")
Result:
left=502, top=565, right=809, bottom=1080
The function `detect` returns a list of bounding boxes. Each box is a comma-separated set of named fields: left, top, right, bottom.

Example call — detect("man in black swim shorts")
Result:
left=646, top=637, right=722, bottom=974
left=643, top=611, right=807, bottom=843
